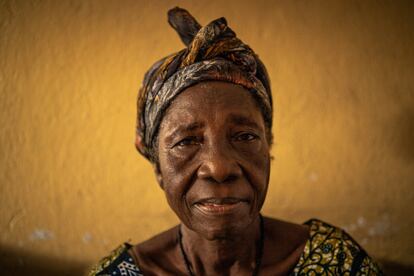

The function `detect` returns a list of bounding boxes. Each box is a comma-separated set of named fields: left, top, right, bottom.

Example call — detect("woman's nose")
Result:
left=197, top=144, right=242, bottom=183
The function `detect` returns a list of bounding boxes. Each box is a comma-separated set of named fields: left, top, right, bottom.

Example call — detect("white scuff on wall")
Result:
left=29, top=229, right=54, bottom=241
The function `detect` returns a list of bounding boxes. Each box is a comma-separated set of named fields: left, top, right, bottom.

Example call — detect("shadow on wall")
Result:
left=1, top=246, right=414, bottom=276
left=393, top=107, right=414, bottom=163
left=0, top=245, right=88, bottom=276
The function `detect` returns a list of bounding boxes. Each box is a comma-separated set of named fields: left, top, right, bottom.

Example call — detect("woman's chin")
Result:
left=196, top=221, right=253, bottom=241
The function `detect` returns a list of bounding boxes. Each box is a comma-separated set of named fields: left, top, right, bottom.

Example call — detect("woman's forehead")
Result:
left=173, top=81, right=255, bottom=107
left=159, top=82, right=265, bottom=132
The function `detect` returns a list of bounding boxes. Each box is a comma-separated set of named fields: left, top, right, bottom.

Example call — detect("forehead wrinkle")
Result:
left=227, top=113, right=262, bottom=130
left=166, top=122, right=204, bottom=138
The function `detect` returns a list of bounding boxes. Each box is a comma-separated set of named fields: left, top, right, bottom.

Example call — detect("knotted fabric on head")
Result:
left=136, top=7, right=273, bottom=162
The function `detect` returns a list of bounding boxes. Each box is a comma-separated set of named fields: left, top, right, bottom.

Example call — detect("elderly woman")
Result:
left=89, top=8, right=383, bottom=276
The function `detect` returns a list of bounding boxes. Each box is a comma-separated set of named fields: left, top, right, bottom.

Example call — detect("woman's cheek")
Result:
left=235, top=141, right=267, bottom=165
left=161, top=150, right=199, bottom=199
left=167, top=147, right=199, bottom=167
left=237, top=142, right=270, bottom=191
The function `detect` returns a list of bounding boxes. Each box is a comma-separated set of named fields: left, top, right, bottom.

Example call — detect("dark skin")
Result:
left=133, top=81, right=309, bottom=276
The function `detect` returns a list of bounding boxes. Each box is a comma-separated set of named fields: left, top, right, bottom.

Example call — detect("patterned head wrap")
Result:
left=136, top=7, right=273, bottom=162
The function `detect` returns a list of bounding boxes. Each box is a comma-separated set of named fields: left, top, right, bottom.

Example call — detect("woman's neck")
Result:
left=179, top=216, right=262, bottom=276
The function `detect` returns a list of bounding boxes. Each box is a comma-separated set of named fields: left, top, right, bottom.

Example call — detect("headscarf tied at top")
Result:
left=136, top=7, right=273, bottom=162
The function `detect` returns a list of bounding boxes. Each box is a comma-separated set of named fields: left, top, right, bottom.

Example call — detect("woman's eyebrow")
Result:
left=228, top=114, right=261, bottom=129
left=165, top=122, right=204, bottom=139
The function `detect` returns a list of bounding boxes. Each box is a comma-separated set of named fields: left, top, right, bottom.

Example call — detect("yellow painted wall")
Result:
left=1, top=0, right=413, bottom=274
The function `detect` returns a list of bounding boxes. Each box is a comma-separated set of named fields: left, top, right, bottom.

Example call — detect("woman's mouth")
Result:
left=194, top=198, right=248, bottom=215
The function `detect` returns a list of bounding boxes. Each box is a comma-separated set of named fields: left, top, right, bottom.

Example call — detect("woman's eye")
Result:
left=234, top=132, right=258, bottom=142
left=174, top=137, right=199, bottom=147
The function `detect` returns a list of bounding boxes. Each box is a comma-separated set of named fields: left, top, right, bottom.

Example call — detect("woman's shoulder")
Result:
left=292, top=218, right=384, bottom=275
left=87, top=243, right=143, bottom=276
left=87, top=226, right=180, bottom=276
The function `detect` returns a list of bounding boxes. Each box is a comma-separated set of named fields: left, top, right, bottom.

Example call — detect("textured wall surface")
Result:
left=0, top=0, right=413, bottom=274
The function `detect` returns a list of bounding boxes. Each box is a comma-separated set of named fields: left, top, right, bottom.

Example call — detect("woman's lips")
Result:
left=194, top=198, right=248, bottom=215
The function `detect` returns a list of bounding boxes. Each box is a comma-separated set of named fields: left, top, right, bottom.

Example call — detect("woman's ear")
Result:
left=135, top=136, right=146, bottom=155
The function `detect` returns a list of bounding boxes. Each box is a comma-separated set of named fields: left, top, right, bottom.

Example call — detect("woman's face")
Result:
left=157, top=81, right=270, bottom=239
